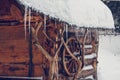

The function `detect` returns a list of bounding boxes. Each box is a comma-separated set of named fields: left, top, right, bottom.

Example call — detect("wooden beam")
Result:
left=79, top=69, right=95, bottom=78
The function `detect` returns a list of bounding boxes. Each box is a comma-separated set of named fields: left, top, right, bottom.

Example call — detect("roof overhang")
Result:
left=17, top=0, right=114, bottom=28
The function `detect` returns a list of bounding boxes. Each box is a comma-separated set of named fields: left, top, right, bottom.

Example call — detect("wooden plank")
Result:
left=77, top=37, right=93, bottom=45
left=32, top=53, right=43, bottom=64
left=0, top=53, right=29, bottom=63
left=0, top=40, right=29, bottom=53
left=0, top=26, right=28, bottom=40
left=84, top=52, right=93, bottom=55
left=0, top=15, right=42, bottom=23
left=0, top=40, right=29, bottom=63
left=79, top=69, right=95, bottom=78
left=84, top=48, right=93, bottom=55
left=33, top=65, right=44, bottom=77
left=84, top=44, right=98, bottom=55
left=32, top=45, right=44, bottom=64
left=84, top=59, right=94, bottom=66
left=0, top=64, right=28, bottom=77
left=0, top=64, right=44, bottom=77
left=10, top=4, right=23, bottom=20
left=0, top=15, right=16, bottom=21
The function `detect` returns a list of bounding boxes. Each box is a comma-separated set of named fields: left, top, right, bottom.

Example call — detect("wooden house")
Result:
left=0, top=0, right=114, bottom=80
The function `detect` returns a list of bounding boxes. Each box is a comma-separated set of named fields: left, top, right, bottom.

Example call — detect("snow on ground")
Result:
left=98, top=35, right=120, bottom=80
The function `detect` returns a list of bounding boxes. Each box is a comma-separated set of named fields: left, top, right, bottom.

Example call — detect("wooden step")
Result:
left=84, top=59, right=94, bottom=66
left=79, top=69, right=95, bottom=78
left=84, top=48, right=93, bottom=55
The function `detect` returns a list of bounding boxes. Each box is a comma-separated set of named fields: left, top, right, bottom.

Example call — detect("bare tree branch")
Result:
left=31, top=22, right=52, bottom=61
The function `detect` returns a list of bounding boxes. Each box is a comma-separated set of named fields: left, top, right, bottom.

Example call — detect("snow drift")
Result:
left=98, top=35, right=120, bottom=80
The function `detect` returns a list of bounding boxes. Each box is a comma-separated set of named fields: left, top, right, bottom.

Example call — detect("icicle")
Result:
left=28, top=8, right=31, bottom=35
left=75, top=27, right=79, bottom=38
left=55, top=19, right=57, bottom=28
left=65, top=24, right=68, bottom=40
left=55, top=19, right=58, bottom=40
left=55, top=19, right=58, bottom=51
left=44, top=15, right=46, bottom=32
left=24, top=6, right=27, bottom=40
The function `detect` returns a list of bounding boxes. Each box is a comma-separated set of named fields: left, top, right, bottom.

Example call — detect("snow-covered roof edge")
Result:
left=17, top=0, right=114, bottom=29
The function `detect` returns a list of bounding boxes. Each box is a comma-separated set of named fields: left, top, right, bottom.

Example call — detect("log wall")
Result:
left=0, top=25, right=44, bottom=77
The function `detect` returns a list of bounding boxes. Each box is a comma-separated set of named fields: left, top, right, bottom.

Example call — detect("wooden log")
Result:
left=32, top=51, right=43, bottom=64
left=0, top=64, right=44, bottom=77
left=79, top=69, right=95, bottom=78
left=0, top=15, right=16, bottom=21
left=33, top=65, right=44, bottom=77
left=0, top=64, right=28, bottom=77
left=64, top=69, right=96, bottom=80
left=84, top=52, right=93, bottom=55
left=84, top=59, right=94, bottom=66
left=0, top=25, right=30, bottom=63
left=84, top=48, right=93, bottom=55
left=10, top=4, right=23, bottom=20
left=19, top=15, right=43, bottom=23
left=0, top=40, right=29, bottom=53
left=0, top=27, right=27, bottom=40
left=0, top=53, right=29, bottom=64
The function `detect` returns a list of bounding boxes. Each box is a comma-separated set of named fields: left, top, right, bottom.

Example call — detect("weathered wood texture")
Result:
left=0, top=64, right=28, bottom=76
left=0, top=0, right=23, bottom=21
left=0, top=25, right=44, bottom=77
left=0, top=26, right=28, bottom=76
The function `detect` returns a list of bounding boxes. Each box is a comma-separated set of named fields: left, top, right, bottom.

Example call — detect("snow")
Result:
left=84, top=45, right=92, bottom=48
left=84, top=53, right=97, bottom=59
left=98, top=35, right=120, bottom=80
left=17, top=0, right=114, bottom=28
left=67, top=0, right=114, bottom=28
left=83, top=65, right=93, bottom=70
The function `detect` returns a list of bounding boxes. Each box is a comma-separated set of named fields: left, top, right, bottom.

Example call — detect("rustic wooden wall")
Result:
left=0, top=26, right=29, bottom=76
left=0, top=0, right=44, bottom=77
left=0, top=25, right=45, bottom=77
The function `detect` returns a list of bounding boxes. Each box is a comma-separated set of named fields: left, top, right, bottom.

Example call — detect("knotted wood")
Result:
left=31, top=21, right=60, bottom=80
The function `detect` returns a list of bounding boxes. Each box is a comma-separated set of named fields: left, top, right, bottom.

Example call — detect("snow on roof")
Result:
left=17, top=0, right=114, bottom=28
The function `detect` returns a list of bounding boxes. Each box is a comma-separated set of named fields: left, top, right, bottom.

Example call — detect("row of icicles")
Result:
left=24, top=6, right=81, bottom=41
left=24, top=6, right=100, bottom=42
left=24, top=6, right=47, bottom=40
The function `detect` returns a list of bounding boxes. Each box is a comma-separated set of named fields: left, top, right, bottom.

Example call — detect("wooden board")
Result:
left=0, top=26, right=27, bottom=40
left=0, top=64, right=28, bottom=77
left=0, top=25, right=45, bottom=77
left=0, top=40, right=29, bottom=52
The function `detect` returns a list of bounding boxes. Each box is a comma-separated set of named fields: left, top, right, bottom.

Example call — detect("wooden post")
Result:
left=28, top=28, right=34, bottom=77
left=28, top=8, right=34, bottom=77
